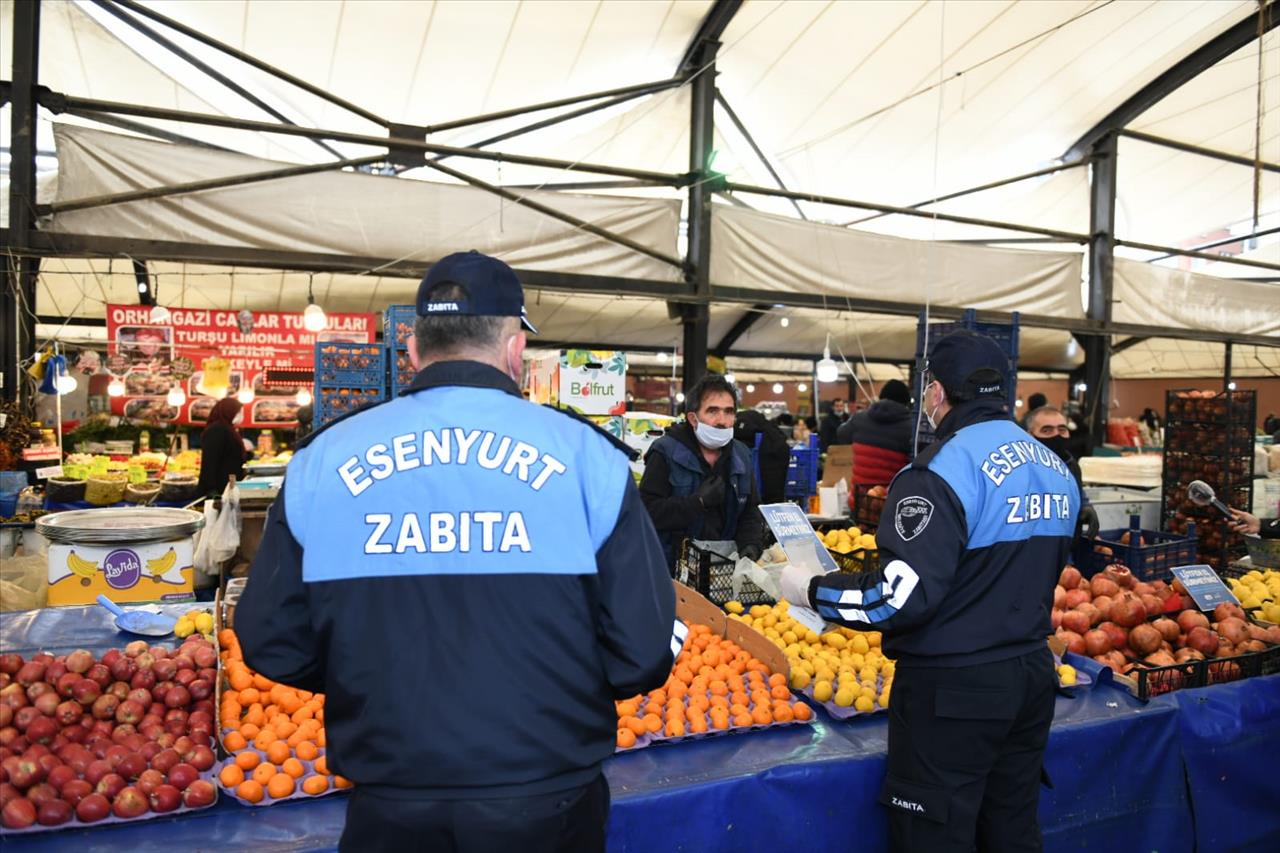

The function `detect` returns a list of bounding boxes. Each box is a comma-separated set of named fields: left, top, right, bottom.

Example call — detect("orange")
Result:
left=267, top=772, right=295, bottom=799
left=238, top=687, right=260, bottom=706
left=314, top=756, right=330, bottom=776
left=730, top=691, right=750, bottom=708
left=687, top=713, right=708, bottom=734
left=291, top=706, right=314, bottom=724
left=266, top=741, right=290, bottom=765
left=728, top=703, right=749, bottom=717
left=253, top=730, right=278, bottom=751
left=297, top=690, right=313, bottom=701
left=302, top=775, right=330, bottom=795
left=751, top=690, right=772, bottom=707
left=243, top=704, right=266, bottom=728
left=768, top=673, right=787, bottom=688
left=664, top=718, right=686, bottom=738
left=731, top=712, right=753, bottom=728
left=616, top=700, right=638, bottom=718
left=772, top=703, right=794, bottom=723
left=228, top=669, right=252, bottom=691
left=224, top=731, right=247, bottom=751
left=280, top=694, right=302, bottom=715
left=235, top=780, right=264, bottom=804
left=616, top=728, right=637, bottom=749
left=641, top=713, right=662, bottom=734
left=688, top=694, right=709, bottom=712
left=219, top=764, right=245, bottom=787
left=792, top=702, right=813, bottom=721
left=708, top=695, right=729, bottom=709
left=751, top=706, right=773, bottom=726
left=218, top=628, right=237, bottom=648
left=771, top=685, right=791, bottom=701
left=709, top=710, right=730, bottom=730
left=239, top=722, right=260, bottom=739
left=282, top=757, right=306, bottom=779
left=252, top=673, right=274, bottom=691
left=316, top=729, right=326, bottom=748
left=275, top=720, right=298, bottom=739
left=647, top=689, right=667, bottom=706
left=235, top=751, right=261, bottom=771
left=296, top=740, right=320, bottom=761
left=334, top=776, right=353, bottom=790
left=252, top=762, right=277, bottom=787
left=708, top=680, right=728, bottom=696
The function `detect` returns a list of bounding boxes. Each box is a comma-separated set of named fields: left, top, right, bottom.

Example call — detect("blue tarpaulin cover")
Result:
left=1, top=605, right=1275, bottom=852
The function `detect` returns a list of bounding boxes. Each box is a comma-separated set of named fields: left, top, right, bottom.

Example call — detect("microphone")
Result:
left=1187, top=480, right=1233, bottom=519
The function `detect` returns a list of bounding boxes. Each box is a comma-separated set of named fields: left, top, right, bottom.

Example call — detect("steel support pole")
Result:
left=1224, top=340, right=1233, bottom=392
left=5, top=1, right=39, bottom=404
left=682, top=42, right=717, bottom=392
left=1083, top=133, right=1118, bottom=450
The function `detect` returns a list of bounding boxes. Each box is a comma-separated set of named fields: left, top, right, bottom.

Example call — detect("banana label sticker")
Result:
left=48, top=539, right=195, bottom=606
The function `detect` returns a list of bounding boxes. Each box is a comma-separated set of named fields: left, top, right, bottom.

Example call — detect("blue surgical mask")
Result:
left=693, top=420, right=734, bottom=449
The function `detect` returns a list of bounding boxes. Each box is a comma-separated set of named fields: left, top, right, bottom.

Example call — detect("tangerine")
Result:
left=314, top=756, right=330, bottom=776
left=239, top=722, right=260, bottom=739
left=623, top=716, right=647, bottom=737
left=771, top=685, right=791, bottom=701
left=751, top=707, right=773, bottom=725
left=228, top=669, right=252, bottom=691
left=266, top=741, right=290, bottom=765
left=616, top=700, right=638, bottom=718
left=253, top=730, right=278, bottom=751
left=768, top=673, right=787, bottom=688
left=252, top=673, right=274, bottom=691
left=772, top=703, right=794, bottom=723
left=302, top=775, right=330, bottom=795
left=617, top=728, right=637, bottom=749
left=252, top=762, right=276, bottom=787
left=219, top=764, right=245, bottom=787
left=235, top=780, right=264, bottom=804
left=688, top=713, right=708, bottom=734
left=641, top=714, right=662, bottom=733
left=664, top=718, right=686, bottom=738
left=316, top=729, right=326, bottom=748
left=238, top=687, right=260, bottom=706
left=296, top=741, right=320, bottom=761
left=793, top=702, right=813, bottom=721
left=731, top=712, right=754, bottom=728
left=267, top=772, right=295, bottom=799
left=224, top=731, right=247, bottom=751
left=235, top=751, right=261, bottom=771
left=275, top=720, right=298, bottom=740
left=282, top=758, right=306, bottom=779
left=333, top=776, right=353, bottom=790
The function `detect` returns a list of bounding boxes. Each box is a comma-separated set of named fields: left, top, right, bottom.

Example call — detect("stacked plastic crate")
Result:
left=313, top=342, right=389, bottom=429
left=1161, top=389, right=1256, bottom=569
left=384, top=305, right=417, bottom=396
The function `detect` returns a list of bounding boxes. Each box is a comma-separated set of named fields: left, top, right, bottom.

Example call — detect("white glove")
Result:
left=780, top=563, right=822, bottom=608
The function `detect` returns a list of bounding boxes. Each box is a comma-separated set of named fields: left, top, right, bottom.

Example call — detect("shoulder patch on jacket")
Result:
left=541, top=404, right=639, bottom=461
left=295, top=398, right=392, bottom=450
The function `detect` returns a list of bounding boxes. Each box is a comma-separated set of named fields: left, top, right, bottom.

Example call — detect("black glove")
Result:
left=694, top=474, right=725, bottom=510
left=1078, top=505, right=1099, bottom=540
left=739, top=543, right=762, bottom=562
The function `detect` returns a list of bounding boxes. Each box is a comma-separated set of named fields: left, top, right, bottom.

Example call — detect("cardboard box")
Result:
left=821, top=444, right=854, bottom=487
left=48, top=537, right=196, bottom=606
left=587, top=415, right=625, bottom=440
left=624, top=412, right=675, bottom=474
left=526, top=350, right=627, bottom=415
left=673, top=580, right=790, bottom=680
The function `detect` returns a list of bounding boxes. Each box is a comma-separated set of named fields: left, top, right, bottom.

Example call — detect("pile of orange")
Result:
left=216, top=628, right=351, bottom=802
left=615, top=622, right=811, bottom=750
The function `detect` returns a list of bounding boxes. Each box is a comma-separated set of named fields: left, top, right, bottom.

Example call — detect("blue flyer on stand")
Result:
left=759, top=503, right=840, bottom=576
left=1169, top=565, right=1239, bottom=611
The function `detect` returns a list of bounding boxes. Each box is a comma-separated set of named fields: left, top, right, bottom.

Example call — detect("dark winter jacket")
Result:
left=735, top=410, right=789, bottom=504
left=836, top=400, right=914, bottom=485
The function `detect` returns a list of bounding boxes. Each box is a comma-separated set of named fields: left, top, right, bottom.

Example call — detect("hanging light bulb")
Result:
left=1227, top=381, right=1237, bottom=391
left=302, top=275, right=327, bottom=332
left=675, top=392, right=685, bottom=403
left=166, top=384, right=187, bottom=407
left=816, top=333, right=840, bottom=383
left=149, top=304, right=171, bottom=324
left=772, top=383, right=784, bottom=394
left=656, top=351, right=668, bottom=362
left=797, top=382, right=808, bottom=392
left=56, top=372, right=77, bottom=395
left=237, top=388, right=255, bottom=404
left=107, top=377, right=126, bottom=397
left=746, top=383, right=755, bottom=393
left=780, top=316, right=790, bottom=328
left=296, top=388, right=313, bottom=406
left=724, top=372, right=736, bottom=385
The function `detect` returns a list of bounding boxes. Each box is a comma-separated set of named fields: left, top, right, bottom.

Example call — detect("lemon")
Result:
left=834, top=688, right=856, bottom=707
left=194, top=613, right=214, bottom=634
left=849, top=635, right=870, bottom=655
left=790, top=670, right=812, bottom=690
left=854, top=696, right=875, bottom=713
left=822, top=632, right=847, bottom=649
left=1059, top=665, right=1077, bottom=687
left=725, top=600, right=744, bottom=614
left=813, top=681, right=834, bottom=702
left=782, top=630, right=798, bottom=645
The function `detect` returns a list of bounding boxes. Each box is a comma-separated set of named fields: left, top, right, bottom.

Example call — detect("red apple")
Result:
left=95, top=772, right=126, bottom=800
left=136, top=767, right=165, bottom=797
left=75, top=792, right=110, bottom=823
left=60, top=778, right=92, bottom=806
left=1, top=795, right=36, bottom=828
left=149, top=783, right=181, bottom=813
left=112, top=785, right=149, bottom=818
left=124, top=641, right=149, bottom=659
left=150, top=748, right=180, bottom=774
left=189, top=745, right=215, bottom=771
left=83, top=758, right=113, bottom=786
left=86, top=664, right=112, bottom=689
left=65, top=650, right=94, bottom=675
left=166, top=762, right=198, bottom=791
left=24, top=782, right=58, bottom=807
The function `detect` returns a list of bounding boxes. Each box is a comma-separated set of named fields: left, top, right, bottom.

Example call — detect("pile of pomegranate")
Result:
left=0, top=637, right=219, bottom=830
left=1052, top=565, right=1280, bottom=682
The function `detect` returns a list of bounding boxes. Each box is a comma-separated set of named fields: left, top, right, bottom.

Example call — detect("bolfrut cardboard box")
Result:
left=526, top=350, right=627, bottom=415
left=48, top=538, right=195, bottom=606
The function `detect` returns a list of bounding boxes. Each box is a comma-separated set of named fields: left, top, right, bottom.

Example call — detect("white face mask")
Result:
left=693, top=418, right=734, bottom=449
left=923, top=381, right=944, bottom=430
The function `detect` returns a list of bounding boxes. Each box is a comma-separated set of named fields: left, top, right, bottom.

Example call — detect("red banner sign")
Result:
left=105, top=305, right=376, bottom=429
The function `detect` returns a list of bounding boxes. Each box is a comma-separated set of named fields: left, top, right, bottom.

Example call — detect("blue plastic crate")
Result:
left=384, top=305, right=416, bottom=351
left=784, top=435, right=820, bottom=498
left=314, top=385, right=387, bottom=429
left=315, top=341, right=388, bottom=386
left=1071, top=514, right=1199, bottom=581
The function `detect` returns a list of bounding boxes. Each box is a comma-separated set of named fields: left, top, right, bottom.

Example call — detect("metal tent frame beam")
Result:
left=1120, top=129, right=1280, bottom=174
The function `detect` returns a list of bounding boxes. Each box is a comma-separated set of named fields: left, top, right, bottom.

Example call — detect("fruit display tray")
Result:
left=214, top=747, right=347, bottom=806
left=0, top=777, right=218, bottom=836
left=798, top=676, right=887, bottom=721
left=615, top=713, right=812, bottom=753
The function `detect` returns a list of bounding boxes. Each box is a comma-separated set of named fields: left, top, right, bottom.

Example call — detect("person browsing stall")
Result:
left=196, top=398, right=246, bottom=497
left=836, top=378, right=914, bottom=485
left=781, top=330, right=1078, bottom=853
left=236, top=251, right=679, bottom=853
left=640, top=374, right=767, bottom=566
left=1025, top=405, right=1100, bottom=540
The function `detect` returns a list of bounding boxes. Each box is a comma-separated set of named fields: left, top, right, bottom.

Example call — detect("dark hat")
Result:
left=926, top=330, right=1009, bottom=401
left=1027, top=392, right=1048, bottom=410
left=416, top=250, right=537, bottom=333
left=879, top=379, right=911, bottom=406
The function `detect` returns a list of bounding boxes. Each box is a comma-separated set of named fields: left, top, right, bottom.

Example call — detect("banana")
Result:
left=66, top=551, right=99, bottom=579
left=146, top=548, right=177, bottom=577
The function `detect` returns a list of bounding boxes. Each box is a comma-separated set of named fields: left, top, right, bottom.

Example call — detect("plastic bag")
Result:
left=0, top=553, right=48, bottom=612
left=193, top=480, right=242, bottom=581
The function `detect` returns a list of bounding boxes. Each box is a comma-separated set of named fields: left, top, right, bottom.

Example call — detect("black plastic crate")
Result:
left=1126, top=657, right=1205, bottom=700
left=1072, top=515, right=1198, bottom=581
left=851, top=483, right=887, bottom=530
left=814, top=520, right=881, bottom=575
left=315, top=342, right=388, bottom=386
left=674, top=539, right=771, bottom=606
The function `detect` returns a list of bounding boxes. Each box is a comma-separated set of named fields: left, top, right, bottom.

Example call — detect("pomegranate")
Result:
left=1177, top=610, right=1210, bottom=633
left=1091, top=595, right=1113, bottom=621
left=1174, top=647, right=1204, bottom=663
left=1097, top=621, right=1128, bottom=650
left=1059, top=566, right=1082, bottom=590
left=1212, top=602, right=1246, bottom=623
left=1057, top=629, right=1086, bottom=655
left=1078, top=603, right=1103, bottom=627
left=1110, top=594, right=1148, bottom=629
left=1064, top=588, right=1091, bottom=609
left=1053, top=586, right=1066, bottom=609
left=1051, top=609, right=1063, bottom=630
left=1186, top=626, right=1219, bottom=656
left=1083, top=629, right=1113, bottom=657
left=1061, top=610, right=1090, bottom=635
left=1090, top=576, right=1120, bottom=598
left=1128, top=623, right=1163, bottom=656
left=1215, top=617, right=1250, bottom=647
left=1151, top=618, right=1180, bottom=643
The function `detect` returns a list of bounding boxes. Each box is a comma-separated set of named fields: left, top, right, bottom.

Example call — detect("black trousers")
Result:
left=338, top=774, right=610, bottom=853
left=880, top=647, right=1056, bottom=853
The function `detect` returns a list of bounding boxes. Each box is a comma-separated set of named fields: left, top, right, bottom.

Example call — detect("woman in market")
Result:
left=196, top=397, right=246, bottom=496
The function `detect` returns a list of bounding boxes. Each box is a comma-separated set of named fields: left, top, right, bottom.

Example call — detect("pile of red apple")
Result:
left=0, top=636, right=219, bottom=831
left=1053, top=565, right=1280, bottom=682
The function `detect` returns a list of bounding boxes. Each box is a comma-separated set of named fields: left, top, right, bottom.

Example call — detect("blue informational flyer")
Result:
left=759, top=503, right=840, bottom=576
left=1169, top=565, right=1240, bottom=611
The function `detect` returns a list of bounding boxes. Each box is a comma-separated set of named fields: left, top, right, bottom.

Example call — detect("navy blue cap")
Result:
left=416, top=251, right=537, bottom=334
left=926, top=330, right=1009, bottom=401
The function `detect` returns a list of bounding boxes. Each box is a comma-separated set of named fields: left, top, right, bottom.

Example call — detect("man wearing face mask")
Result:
left=780, top=330, right=1078, bottom=853
left=640, top=373, right=766, bottom=567
left=1026, top=405, right=1099, bottom=540
left=237, top=251, right=678, bottom=852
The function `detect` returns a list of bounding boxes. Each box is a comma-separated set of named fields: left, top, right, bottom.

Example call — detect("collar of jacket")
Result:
left=402, top=360, right=521, bottom=398
left=933, top=398, right=1010, bottom=442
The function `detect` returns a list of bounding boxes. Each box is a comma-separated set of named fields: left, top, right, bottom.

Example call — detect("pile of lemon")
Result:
left=1057, top=663, right=1077, bottom=686
left=819, top=526, right=878, bottom=555
left=724, top=599, right=893, bottom=713
left=175, top=608, right=216, bottom=642
left=1226, top=569, right=1280, bottom=623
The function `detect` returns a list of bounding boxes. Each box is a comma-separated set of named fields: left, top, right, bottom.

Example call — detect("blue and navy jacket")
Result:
left=808, top=399, right=1078, bottom=667
left=639, top=423, right=764, bottom=566
left=236, top=361, right=679, bottom=797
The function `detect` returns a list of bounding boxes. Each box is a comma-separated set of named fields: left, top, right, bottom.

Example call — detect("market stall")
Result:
left=2, top=602, right=1277, bottom=852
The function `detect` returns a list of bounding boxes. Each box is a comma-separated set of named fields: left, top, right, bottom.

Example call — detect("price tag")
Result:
left=62, top=463, right=88, bottom=480
left=127, top=464, right=147, bottom=485
left=89, top=457, right=110, bottom=476
left=758, top=503, right=840, bottom=576
left=35, top=465, right=63, bottom=480
left=1170, top=565, right=1239, bottom=611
